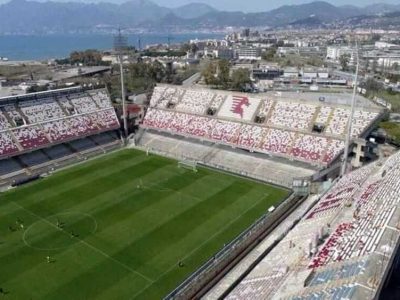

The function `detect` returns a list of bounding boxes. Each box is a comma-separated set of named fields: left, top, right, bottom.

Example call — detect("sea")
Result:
left=0, top=33, right=225, bottom=61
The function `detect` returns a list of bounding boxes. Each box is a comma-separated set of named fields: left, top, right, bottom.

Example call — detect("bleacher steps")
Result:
left=9, top=130, right=24, bottom=151
left=64, top=142, right=83, bottom=159
left=65, top=97, right=76, bottom=111
left=265, top=100, right=277, bottom=121
left=288, top=132, right=299, bottom=154
left=254, top=99, right=265, bottom=121
left=15, top=106, right=29, bottom=125
left=176, top=89, right=186, bottom=104
left=310, top=106, right=321, bottom=131
left=88, top=93, right=101, bottom=109
left=13, top=156, right=32, bottom=175
left=38, top=123, right=53, bottom=143
left=0, top=106, right=16, bottom=127
left=257, top=127, right=270, bottom=150
left=320, top=138, right=332, bottom=164
left=217, top=95, right=227, bottom=115
left=326, top=107, right=335, bottom=130
left=40, top=149, right=54, bottom=161
left=55, top=98, right=70, bottom=116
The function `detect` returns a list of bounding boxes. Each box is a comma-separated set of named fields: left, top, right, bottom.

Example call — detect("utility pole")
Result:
left=341, top=36, right=359, bottom=176
left=114, top=28, right=128, bottom=139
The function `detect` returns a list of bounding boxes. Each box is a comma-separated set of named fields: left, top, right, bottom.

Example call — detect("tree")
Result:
left=339, top=54, right=350, bottom=71
left=307, top=56, right=324, bottom=67
left=217, top=59, right=230, bottom=89
left=262, top=48, right=277, bottom=61
left=27, top=84, right=49, bottom=93
left=190, top=43, right=199, bottom=55
left=180, top=43, right=191, bottom=53
left=202, top=62, right=218, bottom=86
left=230, top=68, right=252, bottom=91
left=365, top=77, right=383, bottom=93
left=70, top=49, right=104, bottom=66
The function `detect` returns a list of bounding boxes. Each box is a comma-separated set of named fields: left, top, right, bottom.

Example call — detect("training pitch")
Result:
left=0, top=149, right=290, bottom=299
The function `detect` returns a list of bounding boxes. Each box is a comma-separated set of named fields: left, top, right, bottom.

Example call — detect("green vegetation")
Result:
left=141, top=50, right=187, bottom=58
left=261, top=48, right=277, bottom=61
left=0, top=149, right=289, bottom=299
left=104, top=60, right=199, bottom=100
left=339, top=54, right=350, bottom=71
left=380, top=121, right=400, bottom=144
left=56, top=50, right=111, bottom=66
left=202, top=60, right=252, bottom=91
left=231, top=68, right=252, bottom=91
left=0, top=64, right=49, bottom=80
left=26, top=84, right=50, bottom=93
left=367, top=88, right=400, bottom=113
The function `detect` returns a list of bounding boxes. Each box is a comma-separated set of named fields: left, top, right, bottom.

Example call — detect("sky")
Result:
left=154, top=0, right=400, bottom=12
left=0, top=0, right=399, bottom=12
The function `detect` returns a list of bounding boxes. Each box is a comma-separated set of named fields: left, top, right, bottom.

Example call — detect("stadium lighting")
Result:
left=114, top=28, right=129, bottom=139
left=341, top=36, right=359, bottom=177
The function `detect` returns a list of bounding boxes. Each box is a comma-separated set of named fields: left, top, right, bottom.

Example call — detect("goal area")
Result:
left=178, top=160, right=198, bottom=172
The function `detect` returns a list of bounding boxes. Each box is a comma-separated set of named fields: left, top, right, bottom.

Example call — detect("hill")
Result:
left=0, top=0, right=400, bottom=34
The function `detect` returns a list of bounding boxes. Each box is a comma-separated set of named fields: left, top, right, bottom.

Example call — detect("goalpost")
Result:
left=178, top=160, right=198, bottom=172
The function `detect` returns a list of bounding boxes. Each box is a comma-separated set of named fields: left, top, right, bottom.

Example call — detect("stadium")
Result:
left=0, top=83, right=399, bottom=300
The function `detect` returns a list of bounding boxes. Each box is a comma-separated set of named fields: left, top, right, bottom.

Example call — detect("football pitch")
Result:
left=0, top=149, right=290, bottom=299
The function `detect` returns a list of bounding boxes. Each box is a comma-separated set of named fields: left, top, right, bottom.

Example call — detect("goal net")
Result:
left=178, top=160, right=198, bottom=172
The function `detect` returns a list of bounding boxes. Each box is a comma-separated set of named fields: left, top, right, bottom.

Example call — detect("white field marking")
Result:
left=22, top=211, right=98, bottom=251
left=128, top=193, right=269, bottom=299
left=129, top=281, right=154, bottom=300
left=11, top=201, right=154, bottom=283
left=155, top=193, right=269, bottom=281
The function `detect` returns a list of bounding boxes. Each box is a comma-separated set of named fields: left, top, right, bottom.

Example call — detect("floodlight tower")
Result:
left=114, top=28, right=129, bottom=138
left=341, top=36, right=359, bottom=176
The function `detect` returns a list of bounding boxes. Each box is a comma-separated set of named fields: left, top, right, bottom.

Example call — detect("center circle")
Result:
left=23, top=212, right=97, bottom=251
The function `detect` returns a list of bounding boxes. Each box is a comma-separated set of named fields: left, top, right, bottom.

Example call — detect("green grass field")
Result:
left=0, top=149, right=290, bottom=299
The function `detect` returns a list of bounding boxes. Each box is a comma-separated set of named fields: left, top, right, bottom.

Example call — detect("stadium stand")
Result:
left=142, top=85, right=382, bottom=167
left=0, top=158, right=22, bottom=176
left=0, top=87, right=121, bottom=184
left=138, top=131, right=316, bottom=188
left=219, top=150, right=400, bottom=300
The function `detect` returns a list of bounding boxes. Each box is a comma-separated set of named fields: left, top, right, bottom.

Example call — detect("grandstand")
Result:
left=132, top=84, right=400, bottom=300
left=3, top=83, right=398, bottom=300
left=204, top=150, right=400, bottom=300
left=0, top=87, right=122, bottom=186
left=138, top=85, right=383, bottom=187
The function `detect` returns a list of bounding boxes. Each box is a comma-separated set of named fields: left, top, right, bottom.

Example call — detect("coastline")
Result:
left=0, top=32, right=225, bottom=61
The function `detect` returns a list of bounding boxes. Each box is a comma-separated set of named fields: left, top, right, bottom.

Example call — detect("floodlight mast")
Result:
left=341, top=36, right=359, bottom=177
left=114, top=28, right=128, bottom=139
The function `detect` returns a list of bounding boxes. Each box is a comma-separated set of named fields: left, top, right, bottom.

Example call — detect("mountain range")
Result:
left=0, top=0, right=400, bottom=34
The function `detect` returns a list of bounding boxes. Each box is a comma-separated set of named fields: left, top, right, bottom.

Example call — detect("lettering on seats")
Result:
left=231, top=96, right=250, bottom=118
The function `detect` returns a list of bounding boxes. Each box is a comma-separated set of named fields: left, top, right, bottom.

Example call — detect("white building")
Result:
left=375, top=41, right=399, bottom=50
left=326, top=46, right=356, bottom=64
left=377, top=56, right=400, bottom=68
left=236, top=47, right=261, bottom=60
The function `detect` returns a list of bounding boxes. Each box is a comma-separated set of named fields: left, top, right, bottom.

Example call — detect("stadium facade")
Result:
left=138, top=85, right=383, bottom=189
left=2, top=84, right=400, bottom=300
left=0, top=87, right=122, bottom=187
left=133, top=84, right=400, bottom=300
